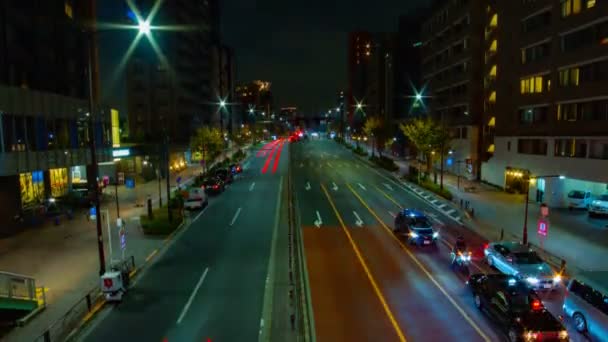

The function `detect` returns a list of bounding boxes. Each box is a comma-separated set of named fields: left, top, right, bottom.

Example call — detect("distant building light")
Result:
left=112, top=148, right=130, bottom=157
left=413, top=41, right=423, bottom=47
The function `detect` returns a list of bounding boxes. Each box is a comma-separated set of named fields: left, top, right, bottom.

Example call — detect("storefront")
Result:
left=49, top=168, right=69, bottom=197
left=19, top=171, right=45, bottom=206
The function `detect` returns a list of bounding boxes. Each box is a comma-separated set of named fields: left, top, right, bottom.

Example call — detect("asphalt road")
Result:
left=78, top=140, right=289, bottom=342
left=292, top=138, right=588, bottom=342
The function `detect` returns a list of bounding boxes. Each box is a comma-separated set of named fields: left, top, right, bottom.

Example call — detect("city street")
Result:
left=292, top=138, right=587, bottom=342
left=77, top=140, right=289, bottom=341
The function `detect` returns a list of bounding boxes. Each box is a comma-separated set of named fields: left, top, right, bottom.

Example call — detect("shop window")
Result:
left=554, top=138, right=587, bottom=158
left=20, top=171, right=45, bottom=206
left=589, top=140, right=608, bottom=159
left=50, top=168, right=68, bottom=198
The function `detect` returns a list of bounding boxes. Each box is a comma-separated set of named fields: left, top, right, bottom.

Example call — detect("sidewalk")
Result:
left=0, top=145, right=246, bottom=341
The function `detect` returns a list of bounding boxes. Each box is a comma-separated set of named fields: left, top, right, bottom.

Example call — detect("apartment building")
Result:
left=421, top=0, right=485, bottom=179
left=482, top=0, right=608, bottom=207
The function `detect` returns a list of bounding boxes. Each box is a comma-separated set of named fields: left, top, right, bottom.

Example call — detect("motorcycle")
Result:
left=451, top=250, right=472, bottom=275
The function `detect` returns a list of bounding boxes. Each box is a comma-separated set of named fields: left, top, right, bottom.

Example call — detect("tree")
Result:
left=429, top=123, right=452, bottom=190
left=190, top=126, right=223, bottom=172
left=363, top=116, right=385, bottom=157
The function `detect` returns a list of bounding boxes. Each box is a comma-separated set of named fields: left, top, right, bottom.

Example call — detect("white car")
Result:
left=567, top=190, right=592, bottom=210
left=183, top=188, right=208, bottom=210
left=589, top=194, right=608, bottom=217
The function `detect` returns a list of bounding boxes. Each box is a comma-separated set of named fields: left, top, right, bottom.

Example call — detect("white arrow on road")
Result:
left=357, top=183, right=367, bottom=191
left=249, top=182, right=256, bottom=191
left=230, top=207, right=242, bottom=226
left=305, top=182, right=311, bottom=191
left=332, top=182, right=339, bottom=191
left=353, top=211, right=364, bottom=227
left=314, top=211, right=323, bottom=228
left=383, top=183, right=394, bottom=191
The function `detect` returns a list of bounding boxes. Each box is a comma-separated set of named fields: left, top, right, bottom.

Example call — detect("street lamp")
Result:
left=138, top=20, right=151, bottom=35
left=522, top=174, right=565, bottom=244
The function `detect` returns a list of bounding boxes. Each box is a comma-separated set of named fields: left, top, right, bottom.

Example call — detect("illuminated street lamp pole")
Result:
left=522, top=174, right=565, bottom=245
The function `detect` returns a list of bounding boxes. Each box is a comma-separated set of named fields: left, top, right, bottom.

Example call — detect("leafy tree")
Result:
left=400, top=118, right=452, bottom=189
left=190, top=126, right=223, bottom=171
left=363, top=116, right=385, bottom=157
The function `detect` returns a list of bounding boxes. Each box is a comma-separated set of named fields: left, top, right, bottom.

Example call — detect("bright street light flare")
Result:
left=138, top=20, right=151, bottom=35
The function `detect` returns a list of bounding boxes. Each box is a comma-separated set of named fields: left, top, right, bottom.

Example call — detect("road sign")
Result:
left=119, top=229, right=126, bottom=250
left=176, top=176, right=182, bottom=184
left=116, top=217, right=123, bottom=228
left=537, top=218, right=549, bottom=237
left=89, top=206, right=97, bottom=220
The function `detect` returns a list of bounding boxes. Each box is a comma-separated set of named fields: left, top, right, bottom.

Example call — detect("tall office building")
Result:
left=0, top=0, right=113, bottom=228
left=127, top=0, right=220, bottom=145
left=481, top=0, right=608, bottom=207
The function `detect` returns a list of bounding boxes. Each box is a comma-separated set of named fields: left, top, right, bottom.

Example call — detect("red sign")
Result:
left=537, top=219, right=549, bottom=237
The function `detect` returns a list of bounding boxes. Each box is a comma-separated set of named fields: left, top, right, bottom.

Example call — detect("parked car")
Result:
left=214, top=168, right=234, bottom=184
left=562, top=271, right=608, bottom=340
left=567, top=190, right=592, bottom=210
left=393, top=209, right=439, bottom=246
left=468, top=273, right=569, bottom=342
left=202, top=177, right=225, bottom=195
left=183, top=188, right=208, bottom=210
left=589, top=194, right=608, bottom=217
left=484, top=241, right=561, bottom=290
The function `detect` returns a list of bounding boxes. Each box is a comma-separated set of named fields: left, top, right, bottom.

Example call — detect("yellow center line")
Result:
left=320, top=184, right=407, bottom=342
left=373, top=185, right=486, bottom=274
left=349, top=184, right=492, bottom=342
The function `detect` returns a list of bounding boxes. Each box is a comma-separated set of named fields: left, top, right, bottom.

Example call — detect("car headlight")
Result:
left=592, top=200, right=600, bottom=206
left=524, top=331, right=538, bottom=341
left=409, top=232, right=418, bottom=238
left=432, top=232, right=439, bottom=238
left=526, top=277, right=539, bottom=285
left=558, top=330, right=568, bottom=340
left=553, top=274, right=562, bottom=283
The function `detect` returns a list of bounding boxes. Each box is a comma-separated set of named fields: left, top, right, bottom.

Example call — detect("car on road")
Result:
left=229, top=163, right=242, bottom=174
left=567, top=190, right=592, bottom=210
left=484, top=241, right=561, bottom=290
left=184, top=188, right=208, bottom=210
left=202, top=177, right=225, bottom=195
left=589, top=194, right=608, bottom=217
left=214, top=168, right=234, bottom=184
left=393, top=209, right=439, bottom=246
left=562, top=271, right=608, bottom=340
left=468, top=273, right=569, bottom=342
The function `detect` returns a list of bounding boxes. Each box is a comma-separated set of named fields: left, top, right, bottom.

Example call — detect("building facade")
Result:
left=127, top=0, right=220, bottom=145
left=421, top=0, right=485, bottom=179
left=481, top=0, right=608, bottom=207
left=0, top=0, right=113, bottom=227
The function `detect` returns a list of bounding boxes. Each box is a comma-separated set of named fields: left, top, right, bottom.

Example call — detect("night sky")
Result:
left=97, top=1, right=430, bottom=117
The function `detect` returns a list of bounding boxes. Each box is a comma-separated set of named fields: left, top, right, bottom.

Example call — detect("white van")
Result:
left=567, top=190, right=592, bottom=210
left=184, top=188, right=208, bottom=210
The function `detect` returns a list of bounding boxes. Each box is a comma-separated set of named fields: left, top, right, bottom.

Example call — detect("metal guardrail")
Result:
left=288, top=143, right=316, bottom=342
left=34, top=256, right=136, bottom=342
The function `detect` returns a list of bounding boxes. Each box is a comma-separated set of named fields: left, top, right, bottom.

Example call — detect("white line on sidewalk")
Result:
left=249, top=182, right=256, bottom=191
left=230, top=207, right=242, bottom=226
left=176, top=267, right=209, bottom=324
left=357, top=183, right=367, bottom=191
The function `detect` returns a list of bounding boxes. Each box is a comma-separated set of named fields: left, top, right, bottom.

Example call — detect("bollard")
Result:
left=499, top=228, right=504, bottom=241
left=43, top=330, right=51, bottom=342
left=470, top=207, right=475, bottom=218
left=147, top=195, right=153, bottom=219
left=460, top=199, right=463, bottom=208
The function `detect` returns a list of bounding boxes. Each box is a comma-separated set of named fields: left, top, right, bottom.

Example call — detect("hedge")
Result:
left=141, top=207, right=184, bottom=235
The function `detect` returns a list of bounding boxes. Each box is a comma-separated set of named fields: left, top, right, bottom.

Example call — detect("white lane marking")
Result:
left=249, top=182, right=256, bottom=191
left=446, top=209, right=456, bottom=215
left=357, top=183, right=367, bottom=191
left=305, top=182, right=311, bottom=191
left=388, top=211, right=397, bottom=218
left=314, top=211, right=323, bottom=228
left=332, top=182, right=339, bottom=191
left=176, top=267, right=209, bottom=324
left=353, top=211, right=364, bottom=227
left=383, top=183, right=394, bottom=191
left=230, top=207, right=242, bottom=226
left=328, top=162, right=334, bottom=168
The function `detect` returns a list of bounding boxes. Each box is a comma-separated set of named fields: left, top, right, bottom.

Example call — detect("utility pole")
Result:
left=165, top=132, right=172, bottom=222
left=86, top=31, right=106, bottom=276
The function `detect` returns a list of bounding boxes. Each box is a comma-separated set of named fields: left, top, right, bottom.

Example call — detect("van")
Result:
left=567, top=190, right=592, bottom=210
left=562, top=271, right=608, bottom=340
left=183, top=188, right=208, bottom=210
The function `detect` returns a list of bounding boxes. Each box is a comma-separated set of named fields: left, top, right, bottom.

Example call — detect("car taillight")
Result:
left=532, top=299, right=542, bottom=310
left=213, top=185, right=219, bottom=189
left=103, top=278, right=113, bottom=288
left=483, top=243, right=489, bottom=250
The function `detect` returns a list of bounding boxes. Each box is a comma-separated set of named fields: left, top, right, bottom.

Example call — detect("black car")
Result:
left=214, top=168, right=234, bottom=184
left=468, top=273, right=569, bottom=342
left=393, top=209, right=439, bottom=246
left=202, top=177, right=225, bottom=195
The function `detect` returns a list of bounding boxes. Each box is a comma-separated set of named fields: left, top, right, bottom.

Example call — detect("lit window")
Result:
left=535, top=76, right=543, bottom=92
left=65, top=1, right=73, bottom=18
left=489, top=40, right=498, bottom=52
left=573, top=0, right=582, bottom=13
left=489, top=65, right=497, bottom=78
left=488, top=117, right=496, bottom=127
left=489, top=91, right=496, bottom=103
left=587, top=0, right=596, bottom=8
left=490, top=14, right=498, bottom=27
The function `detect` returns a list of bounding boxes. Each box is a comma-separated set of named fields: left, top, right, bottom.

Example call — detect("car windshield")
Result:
left=598, top=195, right=608, bottom=201
left=411, top=217, right=432, bottom=228
left=514, top=252, right=543, bottom=264
left=510, top=294, right=532, bottom=312
left=568, top=190, right=585, bottom=199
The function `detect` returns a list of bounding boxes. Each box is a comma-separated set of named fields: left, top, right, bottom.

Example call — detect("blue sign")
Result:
left=125, top=178, right=135, bottom=189
left=89, top=206, right=97, bottom=220
left=447, top=158, right=453, bottom=167
left=120, top=230, right=126, bottom=250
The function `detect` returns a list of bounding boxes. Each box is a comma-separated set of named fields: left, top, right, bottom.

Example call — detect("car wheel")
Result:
left=508, top=328, right=519, bottom=342
left=573, top=312, right=587, bottom=333
left=474, top=294, right=482, bottom=310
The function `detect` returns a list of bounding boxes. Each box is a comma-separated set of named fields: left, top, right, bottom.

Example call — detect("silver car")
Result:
left=484, top=241, right=561, bottom=290
left=563, top=271, right=608, bottom=341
